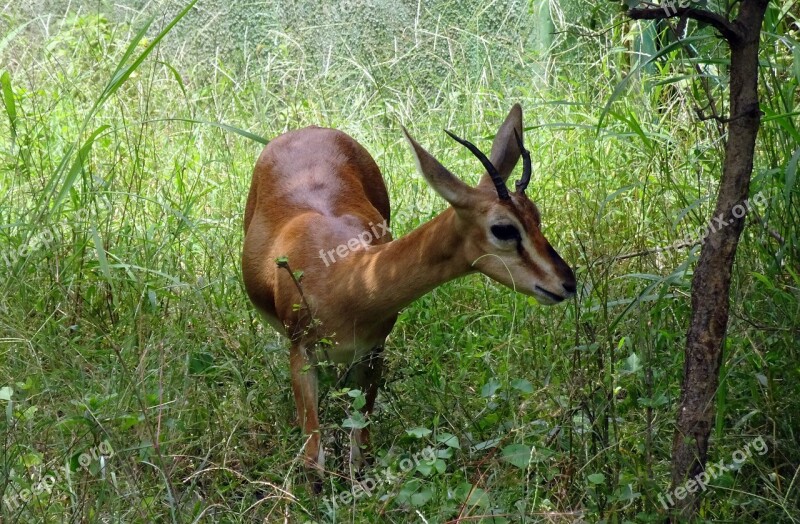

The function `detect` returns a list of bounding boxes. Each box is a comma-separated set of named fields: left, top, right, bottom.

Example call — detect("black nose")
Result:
left=562, top=281, right=576, bottom=294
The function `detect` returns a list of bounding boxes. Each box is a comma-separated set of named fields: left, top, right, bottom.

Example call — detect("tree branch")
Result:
left=627, top=6, right=742, bottom=43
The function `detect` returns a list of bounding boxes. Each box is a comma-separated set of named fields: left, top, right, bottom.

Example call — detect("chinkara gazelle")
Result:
left=242, top=104, right=576, bottom=484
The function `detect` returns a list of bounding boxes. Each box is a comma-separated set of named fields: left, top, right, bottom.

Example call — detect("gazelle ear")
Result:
left=402, top=126, right=475, bottom=208
left=479, top=103, right=523, bottom=187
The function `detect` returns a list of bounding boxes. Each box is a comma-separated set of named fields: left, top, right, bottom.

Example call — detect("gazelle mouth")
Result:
left=534, top=285, right=565, bottom=303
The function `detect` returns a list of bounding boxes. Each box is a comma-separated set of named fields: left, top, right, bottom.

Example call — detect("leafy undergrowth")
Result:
left=0, top=2, right=798, bottom=523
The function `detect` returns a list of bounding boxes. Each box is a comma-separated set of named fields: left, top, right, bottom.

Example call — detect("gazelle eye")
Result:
left=490, top=224, right=521, bottom=242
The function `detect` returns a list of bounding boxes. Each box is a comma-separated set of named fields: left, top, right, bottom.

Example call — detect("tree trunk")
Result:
left=667, top=2, right=769, bottom=519
left=627, top=0, right=769, bottom=519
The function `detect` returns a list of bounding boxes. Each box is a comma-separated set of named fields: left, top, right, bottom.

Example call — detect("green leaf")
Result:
left=56, top=415, right=95, bottom=431
left=116, top=413, right=143, bottom=431
left=472, top=438, right=501, bottom=451
left=614, top=483, right=641, bottom=502
left=90, top=224, right=114, bottom=288
left=19, top=405, right=38, bottom=421
left=785, top=146, right=799, bottom=207
left=751, top=271, right=776, bottom=291
left=342, top=412, right=369, bottom=429
left=0, top=71, right=16, bottom=140
left=481, top=378, right=501, bottom=397
left=397, top=479, right=434, bottom=507
left=501, top=443, right=532, bottom=469
left=406, top=427, right=432, bottom=438
left=794, top=41, right=800, bottom=85
left=0, top=386, right=12, bottom=401
left=415, top=459, right=433, bottom=475
left=348, top=389, right=366, bottom=410
left=622, top=352, right=641, bottom=374
left=436, top=432, right=459, bottom=449
left=410, top=487, right=433, bottom=506
left=147, top=289, right=158, bottom=311
left=638, top=393, right=668, bottom=407
left=22, top=452, right=43, bottom=467
left=454, top=483, right=490, bottom=507
left=189, top=352, right=214, bottom=375
left=588, top=473, right=606, bottom=484
left=510, top=378, right=534, bottom=394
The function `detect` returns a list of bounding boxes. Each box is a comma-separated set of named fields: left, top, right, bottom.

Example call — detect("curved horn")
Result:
left=513, top=129, right=532, bottom=194
left=444, top=130, right=510, bottom=200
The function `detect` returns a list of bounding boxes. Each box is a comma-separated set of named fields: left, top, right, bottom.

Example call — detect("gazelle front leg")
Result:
left=347, top=346, right=384, bottom=473
left=289, top=343, right=325, bottom=480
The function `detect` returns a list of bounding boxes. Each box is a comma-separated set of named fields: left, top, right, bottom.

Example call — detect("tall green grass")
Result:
left=0, top=1, right=797, bottom=522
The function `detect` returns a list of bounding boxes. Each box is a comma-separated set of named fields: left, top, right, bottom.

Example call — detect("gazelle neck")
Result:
left=343, top=208, right=472, bottom=318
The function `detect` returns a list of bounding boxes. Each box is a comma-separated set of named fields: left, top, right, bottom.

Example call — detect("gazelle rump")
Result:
left=241, top=104, right=576, bottom=481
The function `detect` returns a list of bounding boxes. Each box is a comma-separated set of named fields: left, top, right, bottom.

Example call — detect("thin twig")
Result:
left=585, top=240, right=699, bottom=269
left=276, top=257, right=331, bottom=363
left=695, top=103, right=763, bottom=124
left=276, top=257, right=312, bottom=312
left=628, top=5, right=742, bottom=43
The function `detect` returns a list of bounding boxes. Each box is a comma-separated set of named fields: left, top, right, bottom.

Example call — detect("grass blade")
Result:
left=785, top=146, right=799, bottom=207
left=0, top=71, right=16, bottom=142
left=152, top=117, right=268, bottom=144
left=38, top=0, right=198, bottom=220
left=92, top=0, right=198, bottom=116
left=598, top=34, right=709, bottom=130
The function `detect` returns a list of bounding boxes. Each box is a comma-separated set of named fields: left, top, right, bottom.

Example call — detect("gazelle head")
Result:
left=402, top=104, right=576, bottom=305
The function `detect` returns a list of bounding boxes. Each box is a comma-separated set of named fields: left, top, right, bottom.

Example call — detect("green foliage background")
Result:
left=0, top=0, right=798, bottom=522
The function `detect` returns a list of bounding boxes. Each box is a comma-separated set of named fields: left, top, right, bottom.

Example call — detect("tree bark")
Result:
left=628, top=0, right=769, bottom=519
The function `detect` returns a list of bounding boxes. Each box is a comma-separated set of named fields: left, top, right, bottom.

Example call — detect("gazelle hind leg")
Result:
left=347, top=346, right=384, bottom=473
left=289, top=343, right=325, bottom=483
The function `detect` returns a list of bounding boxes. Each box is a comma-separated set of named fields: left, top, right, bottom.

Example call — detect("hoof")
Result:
left=310, top=477, right=323, bottom=495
